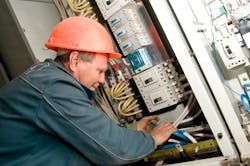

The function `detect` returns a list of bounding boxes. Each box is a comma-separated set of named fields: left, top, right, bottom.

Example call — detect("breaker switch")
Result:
left=225, top=45, right=232, bottom=55
left=154, top=97, right=162, bottom=104
left=106, top=0, right=113, bottom=5
left=145, top=77, right=153, bottom=84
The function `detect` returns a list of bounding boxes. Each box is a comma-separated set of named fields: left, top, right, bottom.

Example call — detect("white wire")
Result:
left=183, top=131, right=197, bottom=143
left=171, top=93, right=199, bottom=143
left=173, top=93, right=195, bottom=127
left=168, top=139, right=182, bottom=144
left=179, top=109, right=202, bottom=125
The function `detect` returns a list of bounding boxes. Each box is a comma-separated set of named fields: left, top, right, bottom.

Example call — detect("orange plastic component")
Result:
left=45, top=16, right=121, bottom=58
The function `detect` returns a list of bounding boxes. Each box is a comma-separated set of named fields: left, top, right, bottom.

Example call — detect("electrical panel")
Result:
left=3, top=0, right=250, bottom=165
left=107, top=2, right=152, bottom=56
left=95, top=0, right=133, bottom=20
left=133, top=62, right=184, bottom=112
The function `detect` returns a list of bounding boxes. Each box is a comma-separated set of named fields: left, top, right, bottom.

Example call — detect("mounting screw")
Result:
left=217, top=133, right=223, bottom=139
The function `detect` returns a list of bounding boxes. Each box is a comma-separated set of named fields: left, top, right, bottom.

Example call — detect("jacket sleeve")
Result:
left=35, top=78, right=156, bottom=166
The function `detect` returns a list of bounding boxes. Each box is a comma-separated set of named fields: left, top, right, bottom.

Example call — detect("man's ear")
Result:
left=68, top=51, right=80, bottom=72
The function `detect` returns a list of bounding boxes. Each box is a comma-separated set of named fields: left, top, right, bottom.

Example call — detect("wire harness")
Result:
left=111, top=82, right=142, bottom=117
left=66, top=0, right=97, bottom=19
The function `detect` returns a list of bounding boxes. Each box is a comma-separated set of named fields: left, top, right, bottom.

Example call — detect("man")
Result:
left=0, top=17, right=176, bottom=166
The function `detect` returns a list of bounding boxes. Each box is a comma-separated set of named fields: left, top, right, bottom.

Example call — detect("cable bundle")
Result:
left=111, top=82, right=142, bottom=117
left=66, top=0, right=97, bottom=20
left=94, top=87, right=120, bottom=124
left=53, top=0, right=69, bottom=19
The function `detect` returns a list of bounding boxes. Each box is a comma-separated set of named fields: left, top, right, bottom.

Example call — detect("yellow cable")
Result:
left=113, top=82, right=124, bottom=96
left=123, top=100, right=139, bottom=113
left=67, top=0, right=83, bottom=12
left=111, top=82, right=124, bottom=98
left=121, top=97, right=133, bottom=111
left=81, top=8, right=94, bottom=17
left=114, top=84, right=129, bottom=97
left=118, top=102, right=142, bottom=116
left=124, top=104, right=140, bottom=113
left=122, top=98, right=139, bottom=113
left=66, top=0, right=98, bottom=20
left=121, top=97, right=134, bottom=111
left=111, top=82, right=134, bottom=100
left=117, top=83, right=130, bottom=94
left=110, top=81, right=142, bottom=117
left=113, top=93, right=134, bottom=101
left=117, top=87, right=132, bottom=97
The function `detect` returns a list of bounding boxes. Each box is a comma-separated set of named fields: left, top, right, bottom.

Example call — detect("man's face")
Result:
left=75, top=53, right=108, bottom=91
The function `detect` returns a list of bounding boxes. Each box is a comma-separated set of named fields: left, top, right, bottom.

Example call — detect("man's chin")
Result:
left=91, top=85, right=100, bottom=91
left=90, top=86, right=98, bottom=91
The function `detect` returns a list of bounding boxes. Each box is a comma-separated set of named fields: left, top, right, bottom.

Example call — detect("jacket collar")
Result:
left=45, top=59, right=96, bottom=100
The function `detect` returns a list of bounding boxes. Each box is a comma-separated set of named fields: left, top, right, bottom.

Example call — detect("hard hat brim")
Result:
left=45, top=42, right=122, bottom=59
left=108, top=52, right=122, bottom=59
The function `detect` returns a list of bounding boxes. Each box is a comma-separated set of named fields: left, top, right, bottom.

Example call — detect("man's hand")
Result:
left=150, top=122, right=176, bottom=146
left=137, top=115, right=176, bottom=146
left=137, top=115, right=159, bottom=133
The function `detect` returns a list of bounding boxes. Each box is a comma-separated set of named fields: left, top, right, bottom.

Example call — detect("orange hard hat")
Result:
left=45, top=16, right=121, bottom=58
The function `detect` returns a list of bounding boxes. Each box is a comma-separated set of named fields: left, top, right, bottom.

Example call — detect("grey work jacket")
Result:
left=0, top=59, right=156, bottom=166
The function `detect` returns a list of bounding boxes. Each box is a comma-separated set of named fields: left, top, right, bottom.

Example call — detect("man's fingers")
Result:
left=154, top=122, right=177, bottom=136
left=144, top=115, right=158, bottom=121
left=150, top=119, right=158, bottom=125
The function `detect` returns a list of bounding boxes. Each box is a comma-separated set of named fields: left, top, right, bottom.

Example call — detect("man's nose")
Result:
left=99, top=73, right=105, bottom=84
